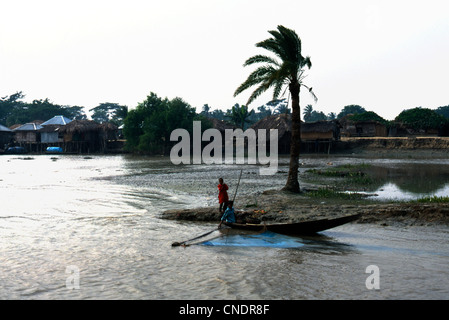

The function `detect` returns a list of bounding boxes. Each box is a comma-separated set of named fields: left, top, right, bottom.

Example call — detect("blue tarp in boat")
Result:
left=46, top=147, right=63, bottom=153
left=5, top=146, right=27, bottom=154
left=200, top=231, right=305, bottom=249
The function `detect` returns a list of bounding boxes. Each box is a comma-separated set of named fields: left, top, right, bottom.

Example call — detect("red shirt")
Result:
left=218, top=183, right=229, bottom=203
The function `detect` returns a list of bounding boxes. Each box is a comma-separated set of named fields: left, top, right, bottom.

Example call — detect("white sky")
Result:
left=1, top=0, right=448, bottom=120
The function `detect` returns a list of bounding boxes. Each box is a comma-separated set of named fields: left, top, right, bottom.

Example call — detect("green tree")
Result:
left=123, top=107, right=144, bottom=151
left=337, top=105, right=366, bottom=119
left=395, top=107, right=448, bottom=131
left=90, top=102, right=128, bottom=125
left=257, top=104, right=272, bottom=119
left=0, top=93, right=86, bottom=125
left=210, top=109, right=226, bottom=121
left=327, top=112, right=337, bottom=120
left=349, top=111, right=388, bottom=124
left=226, top=104, right=254, bottom=129
left=435, top=105, right=449, bottom=119
left=303, top=104, right=327, bottom=122
left=65, top=106, right=88, bottom=120
left=0, top=92, right=26, bottom=125
left=234, top=25, right=317, bottom=193
left=123, top=92, right=204, bottom=154
left=303, top=105, right=313, bottom=120
left=200, top=104, right=211, bottom=117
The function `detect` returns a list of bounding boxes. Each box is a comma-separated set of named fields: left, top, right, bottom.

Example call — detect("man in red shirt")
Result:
left=218, top=178, right=229, bottom=213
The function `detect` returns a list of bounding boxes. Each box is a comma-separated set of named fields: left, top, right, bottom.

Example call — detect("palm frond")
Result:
left=256, top=38, right=285, bottom=61
left=303, top=56, right=312, bottom=69
left=302, top=84, right=318, bottom=103
left=234, top=65, right=276, bottom=97
left=246, top=81, right=273, bottom=105
left=244, top=55, right=279, bottom=67
left=272, top=78, right=287, bottom=101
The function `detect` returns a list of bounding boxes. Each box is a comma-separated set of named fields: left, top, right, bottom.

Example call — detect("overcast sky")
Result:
left=1, top=0, right=448, bottom=120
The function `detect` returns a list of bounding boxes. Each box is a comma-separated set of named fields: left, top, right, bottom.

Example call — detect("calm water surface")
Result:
left=0, top=154, right=448, bottom=299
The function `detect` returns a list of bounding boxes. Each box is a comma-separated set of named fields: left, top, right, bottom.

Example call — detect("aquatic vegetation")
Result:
left=304, top=163, right=375, bottom=187
left=414, top=196, right=449, bottom=203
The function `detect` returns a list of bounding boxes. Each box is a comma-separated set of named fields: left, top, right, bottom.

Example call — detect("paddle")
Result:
left=171, top=228, right=219, bottom=247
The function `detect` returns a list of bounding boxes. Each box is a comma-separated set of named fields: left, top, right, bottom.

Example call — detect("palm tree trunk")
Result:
left=282, top=82, right=301, bottom=193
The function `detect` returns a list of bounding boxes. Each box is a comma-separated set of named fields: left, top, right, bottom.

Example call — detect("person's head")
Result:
left=218, top=178, right=223, bottom=184
left=227, top=201, right=233, bottom=208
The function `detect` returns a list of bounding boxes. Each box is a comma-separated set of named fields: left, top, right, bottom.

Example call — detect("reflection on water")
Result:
left=367, top=162, right=449, bottom=200
left=370, top=182, right=449, bottom=201
left=0, top=154, right=448, bottom=300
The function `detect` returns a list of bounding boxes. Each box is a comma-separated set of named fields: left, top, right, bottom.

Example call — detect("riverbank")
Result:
left=161, top=188, right=449, bottom=227
left=161, top=151, right=449, bottom=227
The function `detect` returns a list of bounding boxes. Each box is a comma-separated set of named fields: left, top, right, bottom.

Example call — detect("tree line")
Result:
left=0, top=92, right=128, bottom=127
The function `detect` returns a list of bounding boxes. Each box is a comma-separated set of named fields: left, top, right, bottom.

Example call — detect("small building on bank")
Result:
left=58, top=120, right=102, bottom=153
left=301, top=120, right=341, bottom=141
left=13, top=123, right=44, bottom=143
left=58, top=120, right=119, bottom=153
left=339, top=116, right=387, bottom=137
left=40, top=115, right=73, bottom=144
left=0, top=124, right=14, bottom=149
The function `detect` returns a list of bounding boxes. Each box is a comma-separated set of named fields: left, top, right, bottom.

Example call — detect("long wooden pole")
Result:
left=232, top=169, right=243, bottom=202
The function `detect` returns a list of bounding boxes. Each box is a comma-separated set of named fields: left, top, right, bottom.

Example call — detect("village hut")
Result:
left=98, top=122, right=119, bottom=152
left=99, top=122, right=119, bottom=141
left=301, top=120, right=341, bottom=153
left=58, top=120, right=102, bottom=153
left=39, top=125, right=62, bottom=144
left=0, top=124, right=14, bottom=149
left=39, top=115, right=73, bottom=144
left=339, top=116, right=387, bottom=137
left=251, top=114, right=341, bottom=154
left=12, top=123, right=44, bottom=143
left=301, top=120, right=341, bottom=141
left=251, top=114, right=292, bottom=154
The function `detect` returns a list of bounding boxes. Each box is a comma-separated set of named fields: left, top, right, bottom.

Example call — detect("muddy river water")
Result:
left=0, top=154, right=448, bottom=299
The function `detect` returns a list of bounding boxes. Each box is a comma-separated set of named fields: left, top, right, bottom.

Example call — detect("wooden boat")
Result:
left=224, top=213, right=361, bottom=236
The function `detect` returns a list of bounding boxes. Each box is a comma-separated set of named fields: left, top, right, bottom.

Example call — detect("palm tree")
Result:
left=234, top=25, right=317, bottom=193
left=303, top=104, right=313, bottom=121
left=227, top=104, right=253, bottom=129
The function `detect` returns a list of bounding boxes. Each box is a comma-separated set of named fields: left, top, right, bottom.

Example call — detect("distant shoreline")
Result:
left=332, top=136, right=449, bottom=157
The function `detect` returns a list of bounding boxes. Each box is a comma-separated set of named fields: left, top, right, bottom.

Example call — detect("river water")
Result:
left=0, top=154, right=448, bottom=300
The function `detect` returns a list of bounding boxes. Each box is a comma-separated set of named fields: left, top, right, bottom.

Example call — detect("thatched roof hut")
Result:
left=251, top=113, right=291, bottom=138
left=250, top=114, right=292, bottom=153
left=251, top=114, right=341, bottom=153
left=99, top=122, right=119, bottom=141
left=301, top=120, right=341, bottom=141
left=58, top=120, right=101, bottom=135
left=206, top=118, right=236, bottom=132
left=57, top=120, right=119, bottom=153
left=339, top=115, right=387, bottom=137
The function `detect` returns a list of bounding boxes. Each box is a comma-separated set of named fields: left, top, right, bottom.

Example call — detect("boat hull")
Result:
left=224, top=213, right=361, bottom=236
